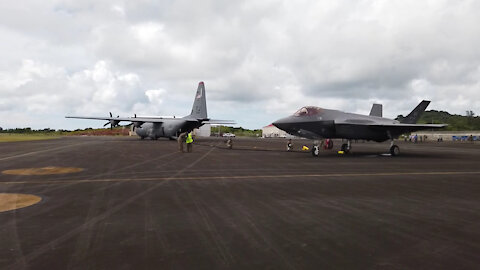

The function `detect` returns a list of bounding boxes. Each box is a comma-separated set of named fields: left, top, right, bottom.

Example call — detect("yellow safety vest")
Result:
left=186, top=133, right=193, bottom=144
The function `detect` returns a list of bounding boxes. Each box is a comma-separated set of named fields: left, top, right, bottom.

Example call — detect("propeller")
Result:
left=103, top=112, right=120, bottom=130
left=128, top=114, right=145, bottom=131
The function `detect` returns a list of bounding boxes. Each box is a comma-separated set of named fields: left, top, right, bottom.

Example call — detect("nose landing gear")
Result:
left=311, top=139, right=338, bottom=157
left=312, top=145, right=320, bottom=157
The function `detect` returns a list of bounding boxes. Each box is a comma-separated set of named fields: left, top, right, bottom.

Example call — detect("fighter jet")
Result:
left=272, top=100, right=446, bottom=156
left=66, top=82, right=234, bottom=140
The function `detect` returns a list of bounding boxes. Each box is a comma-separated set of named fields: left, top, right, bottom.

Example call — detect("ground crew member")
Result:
left=186, top=132, right=194, bottom=152
left=177, top=132, right=187, bottom=152
left=287, top=139, right=292, bottom=151
left=226, top=138, right=233, bottom=149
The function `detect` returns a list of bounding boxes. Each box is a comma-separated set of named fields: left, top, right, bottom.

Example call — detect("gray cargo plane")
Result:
left=272, top=100, right=446, bottom=156
left=66, top=82, right=234, bottom=140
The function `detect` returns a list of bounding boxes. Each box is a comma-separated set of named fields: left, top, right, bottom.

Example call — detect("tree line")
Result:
left=396, top=110, right=480, bottom=131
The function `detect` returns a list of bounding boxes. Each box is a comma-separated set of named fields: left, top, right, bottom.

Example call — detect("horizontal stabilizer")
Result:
left=369, top=104, right=382, bottom=117
left=202, top=119, right=236, bottom=125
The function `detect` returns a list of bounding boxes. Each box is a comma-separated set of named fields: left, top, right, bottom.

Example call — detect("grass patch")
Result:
left=0, top=134, right=60, bottom=143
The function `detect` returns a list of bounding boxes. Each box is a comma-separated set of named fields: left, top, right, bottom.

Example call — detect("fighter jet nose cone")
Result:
left=272, top=117, right=290, bottom=130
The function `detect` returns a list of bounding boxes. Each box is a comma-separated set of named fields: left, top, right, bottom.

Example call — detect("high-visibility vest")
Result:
left=186, top=133, right=193, bottom=144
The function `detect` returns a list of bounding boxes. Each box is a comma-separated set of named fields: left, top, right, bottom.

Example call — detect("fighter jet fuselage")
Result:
left=274, top=108, right=403, bottom=142
left=273, top=101, right=446, bottom=156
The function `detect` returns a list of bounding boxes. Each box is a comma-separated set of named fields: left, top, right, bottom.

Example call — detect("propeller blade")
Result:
left=103, top=122, right=109, bottom=127
left=109, top=112, right=112, bottom=117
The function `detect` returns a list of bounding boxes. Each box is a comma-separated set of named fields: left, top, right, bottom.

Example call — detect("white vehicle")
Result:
left=222, top=133, right=236, bottom=137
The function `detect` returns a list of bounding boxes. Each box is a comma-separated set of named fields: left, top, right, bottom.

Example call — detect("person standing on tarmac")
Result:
left=287, top=139, right=292, bottom=151
left=177, top=132, right=187, bottom=152
left=186, top=132, right=194, bottom=152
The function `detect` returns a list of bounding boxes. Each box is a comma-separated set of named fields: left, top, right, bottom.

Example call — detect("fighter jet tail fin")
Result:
left=189, top=81, right=208, bottom=120
left=369, top=104, right=382, bottom=117
left=400, top=100, right=430, bottom=124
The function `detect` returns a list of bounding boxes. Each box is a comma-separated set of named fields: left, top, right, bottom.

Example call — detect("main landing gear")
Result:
left=387, top=131, right=400, bottom=156
left=389, top=140, right=400, bottom=156
left=311, top=138, right=401, bottom=157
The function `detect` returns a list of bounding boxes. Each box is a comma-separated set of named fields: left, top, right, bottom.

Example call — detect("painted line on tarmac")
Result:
left=2, top=171, right=480, bottom=185
left=0, top=142, right=92, bottom=161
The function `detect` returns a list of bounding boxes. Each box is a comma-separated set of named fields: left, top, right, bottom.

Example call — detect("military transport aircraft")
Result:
left=66, top=82, right=234, bottom=140
left=272, top=100, right=446, bottom=156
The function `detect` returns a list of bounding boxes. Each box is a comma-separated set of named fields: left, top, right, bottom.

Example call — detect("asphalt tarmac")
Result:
left=1, top=136, right=480, bottom=269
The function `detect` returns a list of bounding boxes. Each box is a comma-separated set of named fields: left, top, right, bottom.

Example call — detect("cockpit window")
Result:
left=293, top=106, right=323, bottom=117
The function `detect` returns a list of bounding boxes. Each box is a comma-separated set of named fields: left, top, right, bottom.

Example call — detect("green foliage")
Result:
left=397, top=110, right=480, bottom=131
left=0, top=127, right=122, bottom=135
left=211, top=126, right=262, bottom=137
left=0, top=134, right=59, bottom=142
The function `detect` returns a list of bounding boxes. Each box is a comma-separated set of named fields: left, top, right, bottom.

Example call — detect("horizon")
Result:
left=1, top=1, right=479, bottom=129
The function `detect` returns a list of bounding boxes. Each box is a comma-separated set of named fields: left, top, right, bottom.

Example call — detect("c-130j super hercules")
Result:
left=273, top=100, right=446, bottom=156
left=66, top=82, right=234, bottom=140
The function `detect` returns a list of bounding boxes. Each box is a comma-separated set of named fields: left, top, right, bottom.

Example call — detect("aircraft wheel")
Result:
left=390, top=145, right=400, bottom=156
left=140, top=136, right=145, bottom=140
left=341, top=143, right=350, bottom=154
left=312, top=145, right=320, bottom=157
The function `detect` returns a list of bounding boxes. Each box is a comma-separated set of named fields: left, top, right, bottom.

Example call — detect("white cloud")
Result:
left=131, top=22, right=164, bottom=44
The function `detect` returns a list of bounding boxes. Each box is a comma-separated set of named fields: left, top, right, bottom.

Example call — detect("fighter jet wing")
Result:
left=334, top=118, right=446, bottom=133
left=370, top=123, right=446, bottom=128
left=336, top=120, right=446, bottom=129
left=368, top=123, right=447, bottom=133
left=337, top=118, right=446, bottom=129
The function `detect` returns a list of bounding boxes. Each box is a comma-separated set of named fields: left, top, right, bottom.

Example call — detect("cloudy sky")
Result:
left=1, top=0, right=479, bottom=130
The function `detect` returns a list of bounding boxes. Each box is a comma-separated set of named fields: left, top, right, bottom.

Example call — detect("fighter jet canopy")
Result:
left=293, top=106, right=324, bottom=117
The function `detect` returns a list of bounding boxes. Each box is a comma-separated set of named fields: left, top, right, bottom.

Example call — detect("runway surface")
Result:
left=1, top=136, right=480, bottom=269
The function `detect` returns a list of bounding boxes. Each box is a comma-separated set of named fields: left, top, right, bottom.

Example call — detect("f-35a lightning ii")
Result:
left=272, top=100, right=446, bottom=156
left=66, top=82, right=234, bottom=140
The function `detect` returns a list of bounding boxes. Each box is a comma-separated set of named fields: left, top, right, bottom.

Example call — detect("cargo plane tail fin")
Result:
left=189, top=81, right=208, bottom=120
